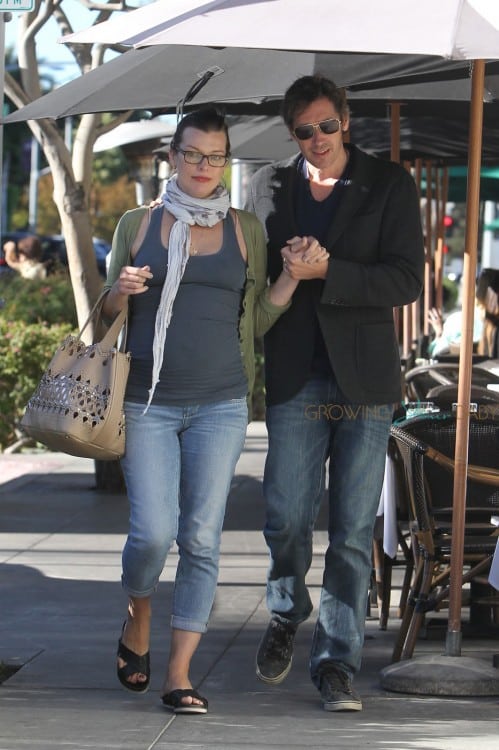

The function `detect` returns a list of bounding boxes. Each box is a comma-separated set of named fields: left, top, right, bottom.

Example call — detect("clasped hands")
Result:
left=281, top=236, right=329, bottom=280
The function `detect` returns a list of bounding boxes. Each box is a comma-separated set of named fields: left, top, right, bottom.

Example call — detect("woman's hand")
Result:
left=281, top=236, right=329, bottom=280
left=428, top=307, right=444, bottom=337
left=116, top=265, right=153, bottom=296
left=103, top=265, right=153, bottom=320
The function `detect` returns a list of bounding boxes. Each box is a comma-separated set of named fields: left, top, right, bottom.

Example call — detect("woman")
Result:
left=3, top=235, right=47, bottom=280
left=103, top=108, right=326, bottom=714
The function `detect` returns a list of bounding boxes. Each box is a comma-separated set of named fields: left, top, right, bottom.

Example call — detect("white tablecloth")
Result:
left=488, top=516, right=499, bottom=591
left=376, top=455, right=399, bottom=559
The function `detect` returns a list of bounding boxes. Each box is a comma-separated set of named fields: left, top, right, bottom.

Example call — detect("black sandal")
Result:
left=117, top=622, right=150, bottom=693
left=161, top=688, right=208, bottom=714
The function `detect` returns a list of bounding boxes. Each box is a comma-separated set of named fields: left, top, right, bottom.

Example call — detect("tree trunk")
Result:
left=4, top=2, right=136, bottom=484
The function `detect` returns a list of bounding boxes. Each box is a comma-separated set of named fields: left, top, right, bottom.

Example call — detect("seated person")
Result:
left=427, top=305, right=483, bottom=357
left=3, top=235, right=47, bottom=280
left=426, top=269, right=499, bottom=357
left=476, top=267, right=499, bottom=358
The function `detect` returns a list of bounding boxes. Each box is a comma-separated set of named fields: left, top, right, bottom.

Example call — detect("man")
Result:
left=245, top=75, right=424, bottom=712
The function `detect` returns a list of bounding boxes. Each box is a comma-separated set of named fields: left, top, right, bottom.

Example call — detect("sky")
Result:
left=4, top=1, right=146, bottom=85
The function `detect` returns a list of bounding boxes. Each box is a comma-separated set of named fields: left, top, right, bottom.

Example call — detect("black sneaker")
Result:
left=256, top=618, right=297, bottom=685
left=319, top=665, right=362, bottom=711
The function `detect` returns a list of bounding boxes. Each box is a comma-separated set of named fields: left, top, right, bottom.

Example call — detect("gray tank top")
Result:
left=126, top=206, right=248, bottom=406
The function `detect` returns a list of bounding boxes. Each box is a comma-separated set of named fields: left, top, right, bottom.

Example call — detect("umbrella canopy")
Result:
left=446, top=165, right=499, bottom=201
left=229, top=115, right=499, bottom=164
left=347, top=68, right=499, bottom=129
left=62, top=0, right=499, bottom=59
left=93, top=118, right=175, bottom=152
left=3, top=45, right=478, bottom=124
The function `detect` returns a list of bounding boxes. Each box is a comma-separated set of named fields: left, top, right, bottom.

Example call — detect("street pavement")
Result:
left=0, top=422, right=498, bottom=749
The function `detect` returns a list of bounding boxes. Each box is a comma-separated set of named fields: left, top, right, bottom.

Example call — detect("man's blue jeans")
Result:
left=263, top=377, right=393, bottom=684
left=120, top=397, right=248, bottom=633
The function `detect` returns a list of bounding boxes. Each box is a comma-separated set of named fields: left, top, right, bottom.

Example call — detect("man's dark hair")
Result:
left=171, top=107, right=231, bottom=155
left=282, top=75, right=350, bottom=129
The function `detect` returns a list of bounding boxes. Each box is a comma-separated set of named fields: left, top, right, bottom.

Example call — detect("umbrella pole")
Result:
left=423, top=161, right=433, bottom=339
left=434, top=167, right=447, bottom=313
left=445, top=59, right=485, bottom=657
left=412, top=160, right=423, bottom=357
left=389, top=102, right=411, bottom=358
left=389, top=102, right=401, bottom=163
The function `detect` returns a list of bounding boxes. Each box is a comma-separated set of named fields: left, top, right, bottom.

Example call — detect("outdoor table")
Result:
left=488, top=516, right=499, bottom=591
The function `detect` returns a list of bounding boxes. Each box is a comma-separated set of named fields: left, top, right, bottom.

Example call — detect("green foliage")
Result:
left=442, top=277, right=459, bottom=312
left=0, top=319, right=74, bottom=450
left=90, top=174, right=137, bottom=243
left=0, top=271, right=78, bottom=449
left=0, top=271, right=77, bottom=327
left=93, top=148, right=129, bottom=186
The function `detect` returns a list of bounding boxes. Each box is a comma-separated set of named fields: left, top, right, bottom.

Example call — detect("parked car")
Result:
left=0, top=231, right=110, bottom=277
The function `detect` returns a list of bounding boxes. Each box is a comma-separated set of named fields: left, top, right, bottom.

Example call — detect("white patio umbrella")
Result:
left=3, top=45, right=476, bottom=124
left=61, top=0, right=499, bottom=59
left=92, top=118, right=175, bottom=152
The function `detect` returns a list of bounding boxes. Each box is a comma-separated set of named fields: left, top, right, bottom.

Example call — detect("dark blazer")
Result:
left=245, top=145, right=425, bottom=406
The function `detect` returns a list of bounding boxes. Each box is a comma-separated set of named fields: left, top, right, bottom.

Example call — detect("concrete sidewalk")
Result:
left=0, top=422, right=498, bottom=749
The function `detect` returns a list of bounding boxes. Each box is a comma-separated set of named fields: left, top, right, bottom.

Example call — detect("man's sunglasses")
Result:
left=293, top=118, right=342, bottom=141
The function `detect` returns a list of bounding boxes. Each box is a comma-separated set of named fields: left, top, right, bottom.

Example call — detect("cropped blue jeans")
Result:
left=263, top=377, right=393, bottom=685
left=120, top=397, right=248, bottom=633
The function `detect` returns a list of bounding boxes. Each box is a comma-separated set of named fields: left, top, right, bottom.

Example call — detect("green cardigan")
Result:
left=104, top=206, right=290, bottom=418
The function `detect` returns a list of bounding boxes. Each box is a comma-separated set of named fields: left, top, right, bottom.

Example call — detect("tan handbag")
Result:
left=21, top=293, right=130, bottom=460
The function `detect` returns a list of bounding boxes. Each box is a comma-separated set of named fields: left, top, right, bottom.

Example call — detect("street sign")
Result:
left=0, top=1, right=34, bottom=11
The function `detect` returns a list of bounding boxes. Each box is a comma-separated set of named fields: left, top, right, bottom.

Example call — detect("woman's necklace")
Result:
left=189, top=224, right=222, bottom=256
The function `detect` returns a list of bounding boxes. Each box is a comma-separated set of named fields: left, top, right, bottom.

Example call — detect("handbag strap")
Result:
left=77, top=209, right=153, bottom=350
left=77, top=291, right=128, bottom=350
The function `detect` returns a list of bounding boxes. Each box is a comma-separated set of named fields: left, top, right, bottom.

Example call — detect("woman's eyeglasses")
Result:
left=177, top=148, right=229, bottom=167
left=293, top=118, right=342, bottom=141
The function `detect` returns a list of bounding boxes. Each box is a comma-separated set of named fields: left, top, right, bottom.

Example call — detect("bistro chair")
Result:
left=404, top=362, right=499, bottom=403
left=405, top=363, right=459, bottom=402
left=388, top=412, right=499, bottom=662
left=425, top=383, right=499, bottom=412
